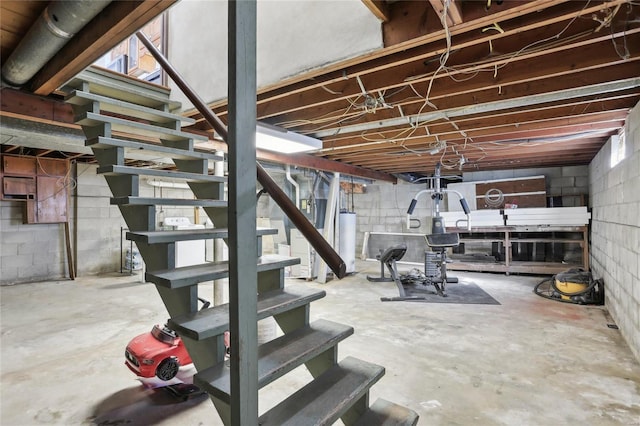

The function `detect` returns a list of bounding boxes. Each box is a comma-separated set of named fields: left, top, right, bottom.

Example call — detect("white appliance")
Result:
left=290, top=228, right=321, bottom=279
left=164, top=217, right=205, bottom=267
left=338, top=212, right=356, bottom=274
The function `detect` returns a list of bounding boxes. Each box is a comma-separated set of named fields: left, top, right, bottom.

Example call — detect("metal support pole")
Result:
left=228, top=1, right=258, bottom=424
left=136, top=30, right=345, bottom=280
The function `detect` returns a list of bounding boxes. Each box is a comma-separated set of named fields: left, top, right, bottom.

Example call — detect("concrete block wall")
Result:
left=74, top=163, right=128, bottom=276
left=351, top=165, right=589, bottom=257
left=463, top=165, right=589, bottom=207
left=589, top=101, right=640, bottom=362
left=1, top=163, right=204, bottom=284
left=352, top=179, right=433, bottom=257
left=0, top=201, right=70, bottom=285
left=76, top=164, right=201, bottom=275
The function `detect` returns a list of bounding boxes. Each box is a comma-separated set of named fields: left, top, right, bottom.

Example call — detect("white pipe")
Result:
left=285, top=165, right=300, bottom=209
left=146, top=179, right=190, bottom=189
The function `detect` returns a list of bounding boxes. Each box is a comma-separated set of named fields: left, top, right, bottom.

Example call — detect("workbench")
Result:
left=445, top=225, right=589, bottom=275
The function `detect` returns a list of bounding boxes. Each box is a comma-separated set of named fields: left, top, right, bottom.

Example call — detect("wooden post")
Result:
left=228, top=1, right=258, bottom=424
left=63, top=222, right=75, bottom=280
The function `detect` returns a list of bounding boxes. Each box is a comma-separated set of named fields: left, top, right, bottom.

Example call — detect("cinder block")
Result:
left=2, top=230, right=36, bottom=243
left=372, top=224, right=387, bottom=232
left=560, top=196, right=579, bottom=207
left=18, top=242, right=51, bottom=256
left=562, top=165, right=589, bottom=177
left=628, top=154, right=640, bottom=178
left=0, top=243, right=18, bottom=257
left=561, top=187, right=583, bottom=196
left=19, top=263, right=49, bottom=280
left=548, top=187, right=562, bottom=196
left=0, top=266, right=18, bottom=284
left=542, top=167, right=563, bottom=178
left=633, top=278, right=640, bottom=310
left=551, top=176, right=575, bottom=188
left=2, top=254, right=33, bottom=269
left=623, top=177, right=640, bottom=203
left=575, top=176, right=589, bottom=188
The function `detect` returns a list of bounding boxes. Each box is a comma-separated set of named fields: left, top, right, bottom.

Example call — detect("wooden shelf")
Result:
left=446, top=225, right=588, bottom=275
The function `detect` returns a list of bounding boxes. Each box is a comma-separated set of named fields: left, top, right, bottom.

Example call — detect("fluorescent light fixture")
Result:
left=256, top=123, right=322, bottom=154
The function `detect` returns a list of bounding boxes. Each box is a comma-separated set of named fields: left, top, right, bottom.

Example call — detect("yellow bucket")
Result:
left=554, top=278, right=588, bottom=300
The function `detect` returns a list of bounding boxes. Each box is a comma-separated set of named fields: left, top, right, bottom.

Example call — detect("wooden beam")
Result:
left=428, top=0, right=463, bottom=27
left=320, top=106, right=633, bottom=153
left=1, top=88, right=75, bottom=124
left=320, top=95, right=637, bottom=147
left=187, top=0, right=578, bottom=124
left=361, top=0, right=390, bottom=22
left=257, top=149, right=397, bottom=183
left=31, top=0, right=177, bottom=96
left=258, top=26, right=640, bottom=126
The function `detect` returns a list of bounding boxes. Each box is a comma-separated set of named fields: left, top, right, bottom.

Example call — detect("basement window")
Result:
left=610, top=130, right=626, bottom=168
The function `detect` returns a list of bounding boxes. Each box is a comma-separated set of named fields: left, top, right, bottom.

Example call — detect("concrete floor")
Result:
left=1, top=260, right=639, bottom=425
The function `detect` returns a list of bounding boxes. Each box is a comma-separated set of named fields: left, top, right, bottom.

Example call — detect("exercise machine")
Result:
left=403, top=163, right=471, bottom=298
left=368, top=164, right=471, bottom=301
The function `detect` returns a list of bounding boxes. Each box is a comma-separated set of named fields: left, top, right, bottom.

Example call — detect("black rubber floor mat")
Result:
left=402, top=282, right=500, bottom=305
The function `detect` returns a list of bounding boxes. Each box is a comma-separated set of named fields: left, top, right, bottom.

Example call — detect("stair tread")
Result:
left=66, top=90, right=195, bottom=125
left=98, top=165, right=226, bottom=182
left=195, top=319, right=354, bottom=403
left=87, top=137, right=223, bottom=161
left=353, top=398, right=419, bottom=426
left=111, top=197, right=227, bottom=207
left=128, top=227, right=278, bottom=244
left=65, top=67, right=181, bottom=111
left=169, top=284, right=324, bottom=340
left=76, top=112, right=208, bottom=142
left=258, top=356, right=385, bottom=426
left=147, top=254, right=300, bottom=289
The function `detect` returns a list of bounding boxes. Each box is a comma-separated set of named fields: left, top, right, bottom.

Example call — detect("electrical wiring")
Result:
left=319, top=85, right=343, bottom=95
left=609, top=3, right=631, bottom=59
left=282, top=10, right=601, bottom=137
left=424, top=0, right=453, bottom=104
left=286, top=0, right=629, bottom=171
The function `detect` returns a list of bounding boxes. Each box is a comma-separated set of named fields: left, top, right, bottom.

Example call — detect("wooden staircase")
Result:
left=65, top=66, right=418, bottom=426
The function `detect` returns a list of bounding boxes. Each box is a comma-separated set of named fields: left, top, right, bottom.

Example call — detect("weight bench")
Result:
left=367, top=244, right=407, bottom=283
left=367, top=244, right=428, bottom=302
left=366, top=244, right=407, bottom=283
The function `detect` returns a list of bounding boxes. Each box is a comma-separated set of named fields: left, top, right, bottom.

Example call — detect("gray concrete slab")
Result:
left=1, top=261, right=639, bottom=425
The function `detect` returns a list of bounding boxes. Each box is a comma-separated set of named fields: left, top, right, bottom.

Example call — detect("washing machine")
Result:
left=164, top=217, right=205, bottom=267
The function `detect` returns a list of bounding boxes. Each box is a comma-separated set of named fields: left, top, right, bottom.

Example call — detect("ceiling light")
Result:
left=256, top=123, right=322, bottom=154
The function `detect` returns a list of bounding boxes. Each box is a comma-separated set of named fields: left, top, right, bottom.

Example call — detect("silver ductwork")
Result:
left=1, top=0, right=111, bottom=87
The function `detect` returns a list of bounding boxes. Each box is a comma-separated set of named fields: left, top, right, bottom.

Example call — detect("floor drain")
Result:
left=607, top=324, right=619, bottom=329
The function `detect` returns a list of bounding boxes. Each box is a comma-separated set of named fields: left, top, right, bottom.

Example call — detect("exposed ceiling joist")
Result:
left=428, top=0, right=463, bottom=27
left=360, top=0, right=390, bottom=22
left=30, top=0, right=177, bottom=96
left=1, top=0, right=638, bottom=177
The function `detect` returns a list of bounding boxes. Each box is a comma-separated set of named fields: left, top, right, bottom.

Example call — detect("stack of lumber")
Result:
left=441, top=209, right=504, bottom=228
left=504, top=207, right=590, bottom=226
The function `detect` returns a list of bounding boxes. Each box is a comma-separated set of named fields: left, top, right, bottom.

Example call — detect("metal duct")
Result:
left=1, top=0, right=111, bottom=87
left=285, top=164, right=300, bottom=209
